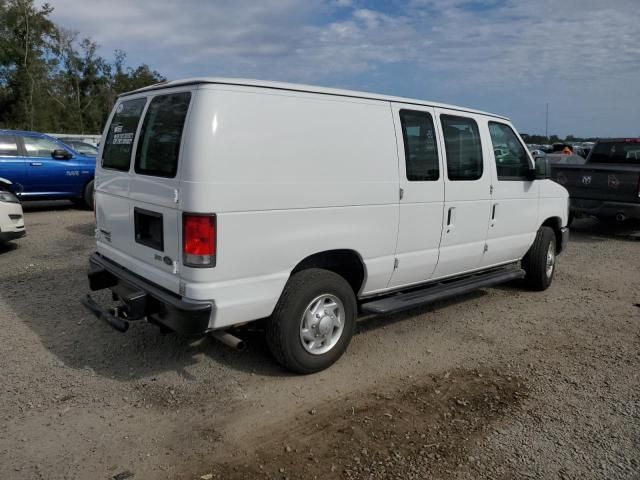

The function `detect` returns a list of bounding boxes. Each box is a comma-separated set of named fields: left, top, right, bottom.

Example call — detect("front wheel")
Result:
left=266, top=268, right=357, bottom=374
left=522, top=226, right=557, bottom=291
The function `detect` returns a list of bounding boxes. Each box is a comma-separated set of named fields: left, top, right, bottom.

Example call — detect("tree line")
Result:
left=0, top=0, right=165, bottom=134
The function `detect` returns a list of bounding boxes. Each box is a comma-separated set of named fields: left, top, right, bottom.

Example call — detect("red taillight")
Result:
left=182, top=214, right=216, bottom=267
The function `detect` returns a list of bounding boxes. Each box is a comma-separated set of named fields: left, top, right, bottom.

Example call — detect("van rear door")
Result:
left=96, top=91, right=192, bottom=293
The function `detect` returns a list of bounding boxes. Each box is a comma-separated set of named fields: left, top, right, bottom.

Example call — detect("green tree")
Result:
left=0, top=0, right=58, bottom=130
left=0, top=0, right=164, bottom=133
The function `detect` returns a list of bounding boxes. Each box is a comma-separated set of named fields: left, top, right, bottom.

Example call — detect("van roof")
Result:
left=120, top=77, right=509, bottom=121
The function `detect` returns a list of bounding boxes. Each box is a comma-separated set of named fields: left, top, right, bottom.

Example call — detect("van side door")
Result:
left=481, top=120, right=539, bottom=267
left=387, top=104, right=445, bottom=288
left=432, top=110, right=492, bottom=279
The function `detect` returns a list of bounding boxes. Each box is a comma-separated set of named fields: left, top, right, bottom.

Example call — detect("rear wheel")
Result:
left=522, top=226, right=556, bottom=291
left=266, top=268, right=356, bottom=374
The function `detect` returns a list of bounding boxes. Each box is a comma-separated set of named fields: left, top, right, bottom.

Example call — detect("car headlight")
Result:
left=0, top=191, right=20, bottom=203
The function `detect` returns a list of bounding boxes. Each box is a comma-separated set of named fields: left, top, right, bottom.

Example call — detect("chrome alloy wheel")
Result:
left=299, top=294, right=345, bottom=355
left=546, top=242, right=556, bottom=278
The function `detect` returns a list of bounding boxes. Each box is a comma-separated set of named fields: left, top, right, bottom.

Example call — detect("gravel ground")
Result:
left=0, top=201, right=638, bottom=480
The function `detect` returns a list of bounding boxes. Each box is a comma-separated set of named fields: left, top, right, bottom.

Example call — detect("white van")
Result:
left=83, top=78, right=569, bottom=373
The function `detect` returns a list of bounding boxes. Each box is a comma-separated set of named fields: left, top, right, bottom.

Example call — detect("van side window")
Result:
left=488, top=122, right=531, bottom=180
left=0, top=134, right=19, bottom=156
left=399, top=110, right=439, bottom=181
left=134, top=92, right=191, bottom=178
left=102, top=98, right=147, bottom=171
left=441, top=115, right=483, bottom=181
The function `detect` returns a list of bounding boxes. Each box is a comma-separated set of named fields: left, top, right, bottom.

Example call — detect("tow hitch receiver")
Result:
left=82, top=295, right=131, bottom=333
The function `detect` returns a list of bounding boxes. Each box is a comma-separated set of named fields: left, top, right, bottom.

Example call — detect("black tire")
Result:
left=83, top=180, right=94, bottom=210
left=266, top=268, right=357, bottom=374
left=522, top=226, right=556, bottom=291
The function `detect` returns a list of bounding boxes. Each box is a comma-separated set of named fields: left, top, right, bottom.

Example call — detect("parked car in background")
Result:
left=571, top=145, right=587, bottom=158
left=83, top=77, right=569, bottom=374
left=59, top=139, right=99, bottom=157
left=0, top=130, right=96, bottom=208
left=0, top=177, right=25, bottom=243
left=48, top=133, right=100, bottom=147
left=550, top=138, right=640, bottom=223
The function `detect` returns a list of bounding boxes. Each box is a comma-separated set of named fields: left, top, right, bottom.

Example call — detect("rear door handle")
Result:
left=491, top=204, right=497, bottom=220
left=30, top=162, right=43, bottom=166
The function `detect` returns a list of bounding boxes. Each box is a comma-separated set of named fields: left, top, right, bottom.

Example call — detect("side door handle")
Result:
left=491, top=203, right=498, bottom=227
left=446, top=206, right=456, bottom=233
left=30, top=162, right=43, bottom=166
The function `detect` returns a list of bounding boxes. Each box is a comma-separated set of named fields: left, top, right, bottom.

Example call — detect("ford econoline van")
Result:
left=83, top=78, right=569, bottom=373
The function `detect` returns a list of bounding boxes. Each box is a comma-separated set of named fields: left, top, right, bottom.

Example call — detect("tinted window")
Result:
left=488, top=122, right=531, bottom=180
left=399, top=110, right=439, bottom=181
left=441, top=115, right=483, bottom=181
left=134, top=92, right=191, bottom=178
left=23, top=136, right=63, bottom=157
left=102, top=98, right=147, bottom=171
left=590, top=141, right=640, bottom=164
left=0, top=135, right=19, bottom=156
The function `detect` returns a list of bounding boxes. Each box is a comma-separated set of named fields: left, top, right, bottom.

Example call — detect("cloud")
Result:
left=46, top=0, right=640, bottom=136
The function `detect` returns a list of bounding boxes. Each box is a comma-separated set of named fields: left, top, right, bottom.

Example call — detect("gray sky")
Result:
left=48, top=0, right=640, bottom=137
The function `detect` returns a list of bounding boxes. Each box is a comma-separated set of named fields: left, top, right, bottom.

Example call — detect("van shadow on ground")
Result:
left=2, top=257, right=490, bottom=381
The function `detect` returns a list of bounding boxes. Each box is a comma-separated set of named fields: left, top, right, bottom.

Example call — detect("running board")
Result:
left=360, top=267, right=525, bottom=315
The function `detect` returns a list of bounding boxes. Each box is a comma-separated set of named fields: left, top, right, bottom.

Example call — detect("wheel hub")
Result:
left=299, top=294, right=345, bottom=355
left=317, top=314, right=334, bottom=336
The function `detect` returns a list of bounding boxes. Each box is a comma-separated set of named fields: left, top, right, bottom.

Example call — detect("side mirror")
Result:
left=534, top=156, right=550, bottom=179
left=52, top=149, right=72, bottom=160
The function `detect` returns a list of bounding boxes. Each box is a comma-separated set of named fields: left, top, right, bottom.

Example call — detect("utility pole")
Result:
left=545, top=102, right=549, bottom=140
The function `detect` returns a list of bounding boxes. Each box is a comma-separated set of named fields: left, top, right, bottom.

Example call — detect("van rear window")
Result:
left=102, top=98, right=147, bottom=171
left=134, top=92, right=191, bottom=178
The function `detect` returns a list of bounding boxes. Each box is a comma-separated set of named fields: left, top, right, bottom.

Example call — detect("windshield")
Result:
left=590, top=141, right=640, bottom=164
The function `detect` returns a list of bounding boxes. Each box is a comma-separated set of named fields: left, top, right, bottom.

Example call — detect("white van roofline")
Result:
left=120, top=77, right=510, bottom=121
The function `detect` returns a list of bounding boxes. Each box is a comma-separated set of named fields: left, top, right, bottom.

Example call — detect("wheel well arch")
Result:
left=291, top=249, right=367, bottom=296
left=540, top=216, right=563, bottom=253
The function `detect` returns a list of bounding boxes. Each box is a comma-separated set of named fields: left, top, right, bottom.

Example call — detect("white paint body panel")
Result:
left=93, top=79, right=569, bottom=331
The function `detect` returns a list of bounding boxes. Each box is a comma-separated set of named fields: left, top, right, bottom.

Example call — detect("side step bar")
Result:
left=360, top=267, right=525, bottom=315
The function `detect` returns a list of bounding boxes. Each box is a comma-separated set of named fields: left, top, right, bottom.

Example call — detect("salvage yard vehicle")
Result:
left=0, top=177, right=25, bottom=243
left=550, top=138, right=640, bottom=223
left=59, top=139, right=99, bottom=157
left=0, top=130, right=96, bottom=208
left=83, top=78, right=570, bottom=373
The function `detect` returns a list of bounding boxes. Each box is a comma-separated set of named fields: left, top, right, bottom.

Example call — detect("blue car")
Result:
left=0, top=130, right=96, bottom=208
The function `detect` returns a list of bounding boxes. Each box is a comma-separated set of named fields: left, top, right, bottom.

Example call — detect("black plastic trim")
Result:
left=0, top=230, right=26, bottom=242
left=360, top=266, right=525, bottom=315
left=86, top=252, right=212, bottom=335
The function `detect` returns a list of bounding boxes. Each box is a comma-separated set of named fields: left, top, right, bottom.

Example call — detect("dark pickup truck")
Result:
left=549, top=138, right=640, bottom=223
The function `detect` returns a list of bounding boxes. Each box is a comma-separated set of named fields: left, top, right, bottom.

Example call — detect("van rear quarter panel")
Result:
left=179, top=86, right=400, bottom=327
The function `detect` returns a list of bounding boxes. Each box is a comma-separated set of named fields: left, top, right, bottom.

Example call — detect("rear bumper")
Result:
left=570, top=199, right=640, bottom=220
left=0, top=229, right=26, bottom=242
left=84, top=252, right=213, bottom=335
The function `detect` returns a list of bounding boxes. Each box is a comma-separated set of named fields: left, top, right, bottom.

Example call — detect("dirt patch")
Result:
left=198, top=369, right=526, bottom=479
